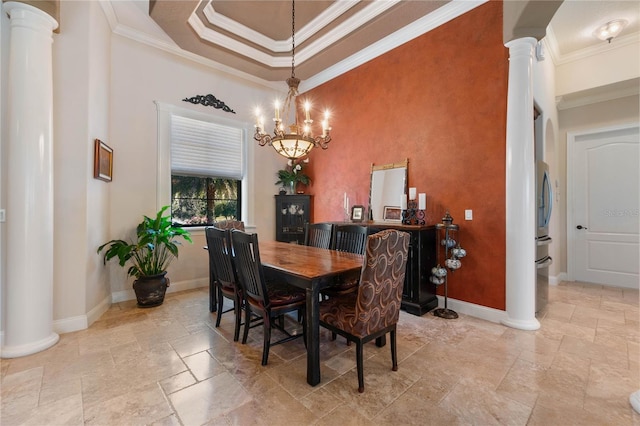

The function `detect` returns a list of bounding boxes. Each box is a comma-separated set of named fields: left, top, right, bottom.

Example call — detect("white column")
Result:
left=501, top=37, right=540, bottom=331
left=1, top=2, right=59, bottom=358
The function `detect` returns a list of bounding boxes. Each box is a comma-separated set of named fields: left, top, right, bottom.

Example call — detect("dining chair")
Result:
left=304, top=222, right=334, bottom=249
left=319, top=229, right=410, bottom=393
left=213, top=219, right=245, bottom=231
left=230, top=230, right=307, bottom=366
left=205, top=227, right=243, bottom=342
left=323, top=224, right=369, bottom=298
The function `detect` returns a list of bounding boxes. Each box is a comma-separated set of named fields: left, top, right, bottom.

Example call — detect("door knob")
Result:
left=576, top=225, right=588, bottom=230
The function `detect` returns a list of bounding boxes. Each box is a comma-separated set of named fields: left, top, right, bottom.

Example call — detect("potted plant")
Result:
left=97, top=206, right=192, bottom=307
left=276, top=158, right=311, bottom=194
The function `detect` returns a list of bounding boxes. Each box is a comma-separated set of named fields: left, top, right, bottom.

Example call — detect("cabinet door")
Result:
left=275, top=195, right=310, bottom=244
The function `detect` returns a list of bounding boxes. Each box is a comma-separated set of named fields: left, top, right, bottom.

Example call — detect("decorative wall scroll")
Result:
left=182, top=94, right=236, bottom=114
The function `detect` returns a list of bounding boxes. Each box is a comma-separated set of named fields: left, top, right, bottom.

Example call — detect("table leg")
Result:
left=306, top=286, right=321, bottom=386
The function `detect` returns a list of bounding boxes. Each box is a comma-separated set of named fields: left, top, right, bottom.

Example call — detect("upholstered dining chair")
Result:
left=205, top=227, right=243, bottom=342
left=213, top=219, right=245, bottom=231
left=319, top=229, right=410, bottom=393
left=230, top=230, right=307, bottom=366
left=304, top=222, right=334, bottom=249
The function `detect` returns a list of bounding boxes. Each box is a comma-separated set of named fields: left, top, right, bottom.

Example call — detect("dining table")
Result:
left=258, top=240, right=364, bottom=386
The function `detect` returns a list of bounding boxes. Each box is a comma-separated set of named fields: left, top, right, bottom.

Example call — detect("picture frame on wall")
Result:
left=351, top=205, right=365, bottom=222
left=94, top=139, right=113, bottom=182
left=383, top=206, right=402, bottom=222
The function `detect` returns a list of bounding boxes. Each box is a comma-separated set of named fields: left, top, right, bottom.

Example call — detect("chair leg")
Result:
left=233, top=294, right=242, bottom=342
left=390, top=329, right=398, bottom=371
left=301, top=309, right=307, bottom=349
left=331, top=332, right=337, bottom=341
left=356, top=340, right=364, bottom=393
left=261, top=314, right=272, bottom=366
left=215, top=287, right=224, bottom=328
left=242, top=304, right=251, bottom=344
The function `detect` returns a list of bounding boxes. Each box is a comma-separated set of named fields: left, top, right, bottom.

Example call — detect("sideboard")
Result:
left=332, top=222, right=438, bottom=316
left=368, top=223, right=438, bottom=315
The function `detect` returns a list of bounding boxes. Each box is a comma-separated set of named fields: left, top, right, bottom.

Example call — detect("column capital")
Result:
left=3, top=1, right=59, bottom=32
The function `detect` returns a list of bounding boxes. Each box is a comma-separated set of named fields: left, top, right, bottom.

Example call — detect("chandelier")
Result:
left=254, top=0, right=332, bottom=160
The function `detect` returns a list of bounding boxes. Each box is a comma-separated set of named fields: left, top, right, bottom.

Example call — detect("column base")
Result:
left=630, top=390, right=640, bottom=414
left=1, top=332, right=59, bottom=358
left=501, top=317, right=540, bottom=331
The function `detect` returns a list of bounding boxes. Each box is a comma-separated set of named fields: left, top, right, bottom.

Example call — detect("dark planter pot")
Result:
left=133, top=272, right=169, bottom=308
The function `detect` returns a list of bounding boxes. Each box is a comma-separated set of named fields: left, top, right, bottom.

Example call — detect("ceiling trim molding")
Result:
left=545, top=25, right=640, bottom=66
left=191, top=0, right=401, bottom=66
left=556, top=82, right=640, bottom=110
left=201, top=0, right=361, bottom=53
left=99, top=1, right=279, bottom=91
left=301, top=0, right=488, bottom=91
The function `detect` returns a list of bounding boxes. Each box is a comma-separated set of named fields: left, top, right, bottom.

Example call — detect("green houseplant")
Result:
left=275, top=158, right=311, bottom=194
left=98, top=206, right=192, bottom=307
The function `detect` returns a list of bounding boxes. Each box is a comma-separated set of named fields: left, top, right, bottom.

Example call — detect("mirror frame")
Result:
left=368, top=159, right=408, bottom=222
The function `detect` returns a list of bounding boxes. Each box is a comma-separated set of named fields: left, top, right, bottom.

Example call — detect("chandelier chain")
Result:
left=291, top=0, right=295, bottom=79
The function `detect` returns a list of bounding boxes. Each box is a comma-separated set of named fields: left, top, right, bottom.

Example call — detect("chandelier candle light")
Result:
left=254, top=0, right=332, bottom=160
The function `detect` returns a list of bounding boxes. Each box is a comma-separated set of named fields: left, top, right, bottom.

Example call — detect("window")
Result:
left=169, top=114, right=244, bottom=226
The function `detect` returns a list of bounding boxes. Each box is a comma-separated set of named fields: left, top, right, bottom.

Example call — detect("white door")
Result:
left=568, top=124, right=639, bottom=288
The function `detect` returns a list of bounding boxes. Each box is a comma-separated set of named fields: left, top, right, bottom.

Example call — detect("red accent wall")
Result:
left=303, top=2, right=508, bottom=310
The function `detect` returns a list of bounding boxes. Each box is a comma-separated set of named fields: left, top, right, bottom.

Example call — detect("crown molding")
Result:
left=193, top=0, right=400, bottom=66
left=556, top=82, right=640, bottom=110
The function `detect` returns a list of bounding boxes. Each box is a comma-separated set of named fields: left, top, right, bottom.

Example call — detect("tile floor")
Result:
left=1, top=281, right=639, bottom=425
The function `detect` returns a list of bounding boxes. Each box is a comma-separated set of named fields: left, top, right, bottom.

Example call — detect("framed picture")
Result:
left=351, top=205, right=365, bottom=222
left=383, top=206, right=402, bottom=222
left=94, top=139, right=113, bottom=182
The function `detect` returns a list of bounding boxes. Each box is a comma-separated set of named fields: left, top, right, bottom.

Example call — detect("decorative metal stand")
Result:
left=431, top=211, right=467, bottom=319
left=402, top=200, right=426, bottom=225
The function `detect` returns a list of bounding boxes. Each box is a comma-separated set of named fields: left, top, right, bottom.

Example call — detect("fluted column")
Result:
left=501, top=37, right=540, bottom=331
left=1, top=2, right=59, bottom=358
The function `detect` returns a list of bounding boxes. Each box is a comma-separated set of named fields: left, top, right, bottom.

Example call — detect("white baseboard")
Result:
left=435, top=296, right=508, bottom=324
left=549, top=272, right=567, bottom=285
left=53, top=293, right=112, bottom=335
left=111, top=277, right=208, bottom=303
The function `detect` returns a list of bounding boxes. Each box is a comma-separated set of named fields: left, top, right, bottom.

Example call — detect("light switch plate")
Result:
left=464, top=209, right=473, bottom=220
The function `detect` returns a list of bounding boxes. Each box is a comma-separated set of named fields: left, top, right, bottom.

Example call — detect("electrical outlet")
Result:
left=0, top=209, right=5, bottom=222
left=464, top=209, right=473, bottom=220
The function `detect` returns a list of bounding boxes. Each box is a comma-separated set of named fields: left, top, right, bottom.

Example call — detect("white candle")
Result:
left=409, top=187, right=417, bottom=200
left=419, top=193, right=426, bottom=210
left=400, top=194, right=407, bottom=210
left=304, top=101, right=311, bottom=121
left=274, top=100, right=280, bottom=120
left=344, top=192, right=347, bottom=209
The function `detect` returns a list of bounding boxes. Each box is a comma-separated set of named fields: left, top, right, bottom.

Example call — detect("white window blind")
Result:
left=170, top=115, right=244, bottom=179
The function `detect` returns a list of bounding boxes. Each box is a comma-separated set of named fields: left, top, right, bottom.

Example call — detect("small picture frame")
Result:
left=351, top=205, right=365, bottom=222
left=383, top=206, right=402, bottom=222
left=94, top=139, right=113, bottom=182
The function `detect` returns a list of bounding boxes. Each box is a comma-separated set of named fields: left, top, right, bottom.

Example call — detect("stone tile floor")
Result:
left=1, top=281, right=638, bottom=425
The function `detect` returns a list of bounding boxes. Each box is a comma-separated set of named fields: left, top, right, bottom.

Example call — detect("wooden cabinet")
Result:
left=367, top=223, right=438, bottom=316
left=275, top=195, right=311, bottom=244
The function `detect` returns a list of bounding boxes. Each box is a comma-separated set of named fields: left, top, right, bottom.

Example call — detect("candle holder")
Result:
left=402, top=200, right=426, bottom=225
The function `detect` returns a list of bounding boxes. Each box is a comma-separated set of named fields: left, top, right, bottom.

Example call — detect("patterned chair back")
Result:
left=351, top=229, right=409, bottom=336
left=304, top=223, right=334, bottom=249
left=214, top=220, right=245, bottom=231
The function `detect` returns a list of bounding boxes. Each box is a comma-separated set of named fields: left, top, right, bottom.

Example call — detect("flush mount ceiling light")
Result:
left=593, top=19, right=628, bottom=43
left=254, top=0, right=332, bottom=160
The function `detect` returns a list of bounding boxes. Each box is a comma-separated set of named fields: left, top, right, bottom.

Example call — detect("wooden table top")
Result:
left=259, top=240, right=363, bottom=281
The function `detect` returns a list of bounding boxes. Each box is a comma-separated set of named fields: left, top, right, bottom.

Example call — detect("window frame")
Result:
left=156, top=101, right=250, bottom=231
